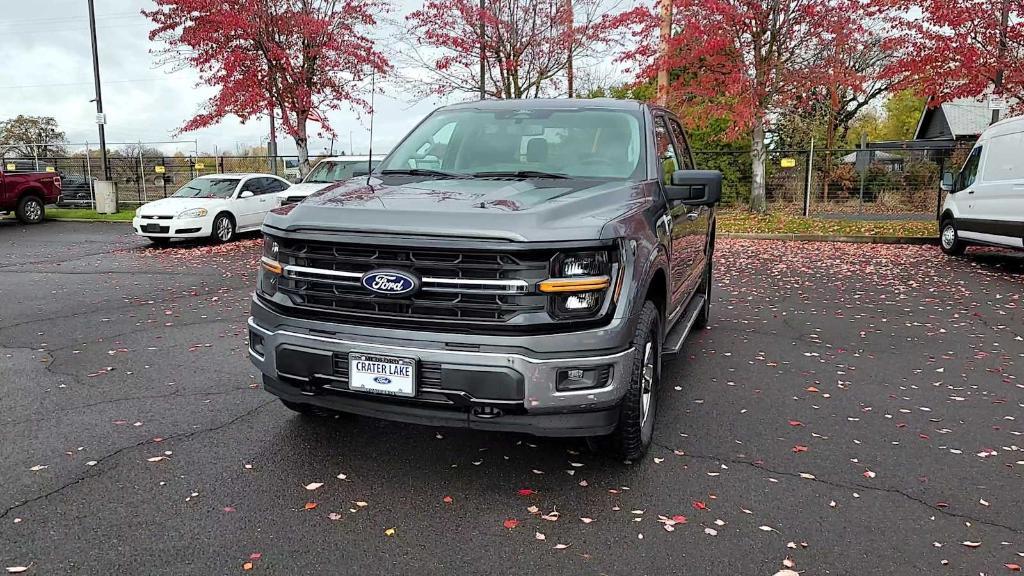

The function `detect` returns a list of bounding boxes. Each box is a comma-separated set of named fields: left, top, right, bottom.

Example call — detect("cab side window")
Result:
left=959, top=146, right=982, bottom=190
left=667, top=118, right=694, bottom=170
left=654, top=115, right=680, bottom=186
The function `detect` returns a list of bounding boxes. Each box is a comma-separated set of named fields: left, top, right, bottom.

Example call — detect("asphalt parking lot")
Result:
left=2, top=220, right=1022, bottom=575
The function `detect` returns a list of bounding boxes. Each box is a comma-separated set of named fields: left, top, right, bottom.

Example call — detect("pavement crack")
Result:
left=651, top=441, right=1024, bottom=536
left=4, top=388, right=257, bottom=426
left=0, top=399, right=274, bottom=521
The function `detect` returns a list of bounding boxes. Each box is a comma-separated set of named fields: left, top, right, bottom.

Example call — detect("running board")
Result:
left=662, top=294, right=705, bottom=356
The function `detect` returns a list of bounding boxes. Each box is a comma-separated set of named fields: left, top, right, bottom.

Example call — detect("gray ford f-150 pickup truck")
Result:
left=249, top=98, right=721, bottom=458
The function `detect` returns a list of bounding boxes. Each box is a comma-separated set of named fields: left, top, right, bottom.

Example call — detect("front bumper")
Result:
left=132, top=216, right=212, bottom=238
left=248, top=295, right=638, bottom=436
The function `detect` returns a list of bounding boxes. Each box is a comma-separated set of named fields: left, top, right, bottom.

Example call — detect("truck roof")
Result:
left=441, top=98, right=646, bottom=112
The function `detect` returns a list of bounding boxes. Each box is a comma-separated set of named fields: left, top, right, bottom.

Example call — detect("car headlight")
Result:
left=259, top=235, right=282, bottom=297
left=177, top=208, right=208, bottom=218
left=540, top=251, right=614, bottom=319
left=134, top=208, right=140, bottom=217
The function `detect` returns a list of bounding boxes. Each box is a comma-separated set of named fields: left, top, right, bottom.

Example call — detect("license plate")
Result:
left=142, top=223, right=162, bottom=233
left=349, top=353, right=416, bottom=397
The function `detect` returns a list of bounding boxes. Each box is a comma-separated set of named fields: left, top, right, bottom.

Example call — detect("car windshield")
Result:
left=304, top=160, right=382, bottom=183
left=172, top=178, right=240, bottom=199
left=378, top=108, right=644, bottom=180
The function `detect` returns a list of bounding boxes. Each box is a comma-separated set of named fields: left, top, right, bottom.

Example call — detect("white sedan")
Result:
left=132, top=173, right=290, bottom=245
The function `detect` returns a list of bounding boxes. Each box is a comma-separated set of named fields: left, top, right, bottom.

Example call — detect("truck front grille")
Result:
left=274, top=239, right=553, bottom=325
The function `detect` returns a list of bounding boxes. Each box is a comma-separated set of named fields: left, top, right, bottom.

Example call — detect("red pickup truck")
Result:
left=0, top=169, right=62, bottom=224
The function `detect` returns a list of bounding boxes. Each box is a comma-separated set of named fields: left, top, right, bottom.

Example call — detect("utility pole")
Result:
left=656, top=0, right=672, bottom=106
left=87, top=0, right=109, bottom=180
left=479, top=0, right=486, bottom=100
left=991, top=0, right=1011, bottom=125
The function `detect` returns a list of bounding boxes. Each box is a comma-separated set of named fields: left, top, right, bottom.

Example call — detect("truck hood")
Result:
left=137, top=196, right=226, bottom=217
left=263, top=176, right=647, bottom=242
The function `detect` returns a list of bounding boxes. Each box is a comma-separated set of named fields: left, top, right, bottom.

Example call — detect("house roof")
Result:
left=840, top=150, right=903, bottom=163
left=914, top=97, right=1018, bottom=140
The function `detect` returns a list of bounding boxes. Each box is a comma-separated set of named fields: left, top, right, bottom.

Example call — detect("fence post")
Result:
left=803, top=138, right=813, bottom=217
left=162, top=156, right=168, bottom=198
left=218, top=155, right=224, bottom=173
left=935, top=156, right=946, bottom=220
left=33, top=147, right=39, bottom=171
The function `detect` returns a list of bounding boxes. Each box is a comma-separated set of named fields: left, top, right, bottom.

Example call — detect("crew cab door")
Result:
left=962, top=131, right=1024, bottom=247
left=653, top=113, right=707, bottom=310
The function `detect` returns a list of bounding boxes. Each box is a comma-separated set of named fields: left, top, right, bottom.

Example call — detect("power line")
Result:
left=0, top=78, right=172, bottom=90
left=0, top=12, right=140, bottom=27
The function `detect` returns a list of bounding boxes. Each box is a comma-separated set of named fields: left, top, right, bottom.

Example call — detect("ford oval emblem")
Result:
left=361, top=269, right=419, bottom=297
left=373, top=376, right=392, bottom=385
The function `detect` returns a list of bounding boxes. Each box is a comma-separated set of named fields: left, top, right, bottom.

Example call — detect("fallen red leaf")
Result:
left=304, top=502, right=317, bottom=510
left=517, top=489, right=536, bottom=496
left=805, top=386, right=819, bottom=393
left=443, top=496, right=453, bottom=504
left=249, top=553, right=261, bottom=560
left=503, top=518, right=519, bottom=530
left=671, top=515, right=687, bottom=524
left=792, top=445, right=809, bottom=453
left=788, top=420, right=803, bottom=427
left=1005, top=564, right=1021, bottom=571
left=692, top=501, right=707, bottom=511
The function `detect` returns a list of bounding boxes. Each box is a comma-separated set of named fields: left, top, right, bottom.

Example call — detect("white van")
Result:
left=940, top=114, right=1024, bottom=255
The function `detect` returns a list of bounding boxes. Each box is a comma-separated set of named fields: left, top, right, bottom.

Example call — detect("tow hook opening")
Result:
left=472, top=406, right=503, bottom=419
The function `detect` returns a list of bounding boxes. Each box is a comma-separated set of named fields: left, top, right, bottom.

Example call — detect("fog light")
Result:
left=556, top=366, right=612, bottom=391
left=249, top=330, right=265, bottom=356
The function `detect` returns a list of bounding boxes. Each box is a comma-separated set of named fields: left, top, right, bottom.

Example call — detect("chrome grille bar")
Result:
left=283, top=265, right=530, bottom=294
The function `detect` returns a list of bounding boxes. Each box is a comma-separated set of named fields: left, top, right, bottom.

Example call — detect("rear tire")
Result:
left=16, top=195, right=44, bottom=224
left=940, top=218, right=966, bottom=256
left=605, top=300, right=662, bottom=461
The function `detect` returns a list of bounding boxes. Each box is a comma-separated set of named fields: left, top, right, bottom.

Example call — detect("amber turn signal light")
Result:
left=538, top=276, right=611, bottom=293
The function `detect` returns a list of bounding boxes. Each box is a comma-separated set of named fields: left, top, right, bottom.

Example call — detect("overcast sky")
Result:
left=0, top=0, right=478, bottom=157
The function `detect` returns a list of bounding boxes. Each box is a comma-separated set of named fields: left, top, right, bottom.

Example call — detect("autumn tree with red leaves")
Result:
left=144, top=0, right=389, bottom=174
left=882, top=0, right=1024, bottom=122
left=620, top=0, right=890, bottom=212
left=403, top=0, right=626, bottom=99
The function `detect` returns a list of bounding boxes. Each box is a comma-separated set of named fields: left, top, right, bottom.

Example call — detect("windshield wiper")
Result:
left=469, top=170, right=569, bottom=179
left=380, top=168, right=464, bottom=178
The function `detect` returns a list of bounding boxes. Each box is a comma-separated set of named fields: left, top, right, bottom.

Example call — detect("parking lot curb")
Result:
left=720, top=233, right=939, bottom=245
left=46, top=218, right=132, bottom=223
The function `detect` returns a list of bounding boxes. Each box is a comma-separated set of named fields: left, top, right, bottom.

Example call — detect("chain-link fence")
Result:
left=696, top=142, right=967, bottom=219
left=2, top=145, right=300, bottom=207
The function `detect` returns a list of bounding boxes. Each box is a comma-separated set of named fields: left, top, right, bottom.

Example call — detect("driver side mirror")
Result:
left=666, top=170, right=722, bottom=205
left=941, top=171, right=955, bottom=192
left=239, top=190, right=255, bottom=198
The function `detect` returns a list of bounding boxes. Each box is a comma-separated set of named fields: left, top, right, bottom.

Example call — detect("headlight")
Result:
left=134, top=208, right=140, bottom=217
left=259, top=235, right=282, bottom=297
left=541, top=250, right=614, bottom=319
left=177, top=208, right=208, bottom=218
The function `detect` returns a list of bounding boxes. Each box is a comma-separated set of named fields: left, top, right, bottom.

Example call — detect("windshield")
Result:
left=172, top=178, right=239, bottom=199
left=304, top=160, right=382, bottom=183
left=379, top=108, right=644, bottom=180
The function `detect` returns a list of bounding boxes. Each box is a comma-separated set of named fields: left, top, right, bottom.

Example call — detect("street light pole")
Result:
left=87, top=0, right=109, bottom=180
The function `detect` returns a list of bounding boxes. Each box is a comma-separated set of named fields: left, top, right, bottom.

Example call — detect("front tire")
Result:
left=16, top=195, right=44, bottom=224
left=606, top=300, right=662, bottom=460
left=940, top=218, right=966, bottom=256
left=211, top=213, right=235, bottom=243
